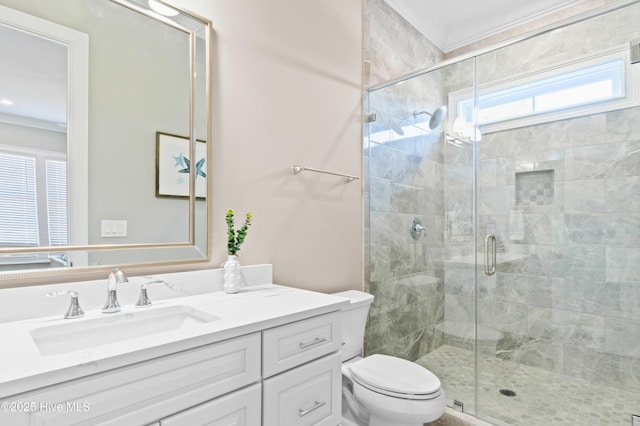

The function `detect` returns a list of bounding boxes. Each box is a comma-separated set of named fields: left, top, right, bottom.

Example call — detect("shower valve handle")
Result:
left=410, top=218, right=426, bottom=239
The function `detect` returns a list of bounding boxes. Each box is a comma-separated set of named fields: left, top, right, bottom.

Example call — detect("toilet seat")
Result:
left=349, top=354, right=442, bottom=400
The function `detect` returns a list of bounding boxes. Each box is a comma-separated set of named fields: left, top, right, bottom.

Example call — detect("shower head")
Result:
left=412, top=106, right=447, bottom=130
left=383, top=105, right=447, bottom=136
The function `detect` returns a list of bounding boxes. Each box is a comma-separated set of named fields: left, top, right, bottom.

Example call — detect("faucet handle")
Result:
left=107, top=268, right=129, bottom=289
left=135, top=280, right=171, bottom=308
left=46, top=291, right=85, bottom=319
left=103, top=268, right=128, bottom=313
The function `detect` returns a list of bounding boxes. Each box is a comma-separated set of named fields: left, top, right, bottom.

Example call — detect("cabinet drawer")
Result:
left=160, top=383, right=261, bottom=426
left=263, top=352, right=341, bottom=426
left=262, top=312, right=340, bottom=377
left=4, top=333, right=261, bottom=426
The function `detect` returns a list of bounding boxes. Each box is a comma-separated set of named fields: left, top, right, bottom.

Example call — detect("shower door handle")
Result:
left=484, top=234, right=497, bottom=276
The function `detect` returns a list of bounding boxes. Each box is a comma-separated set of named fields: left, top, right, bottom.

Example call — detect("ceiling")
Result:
left=383, top=0, right=586, bottom=53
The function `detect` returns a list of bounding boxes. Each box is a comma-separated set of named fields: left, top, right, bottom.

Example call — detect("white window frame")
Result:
left=0, top=4, right=88, bottom=268
left=449, top=45, right=640, bottom=135
left=0, top=144, right=66, bottom=246
left=0, top=145, right=69, bottom=266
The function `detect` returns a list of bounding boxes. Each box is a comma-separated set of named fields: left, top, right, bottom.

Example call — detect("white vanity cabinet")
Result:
left=160, top=383, right=262, bottom=426
left=262, top=312, right=342, bottom=426
left=4, top=333, right=261, bottom=426
left=0, top=285, right=346, bottom=426
left=155, top=311, right=342, bottom=426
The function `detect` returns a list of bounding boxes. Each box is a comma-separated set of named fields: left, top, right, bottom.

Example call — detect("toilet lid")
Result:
left=350, top=354, right=441, bottom=399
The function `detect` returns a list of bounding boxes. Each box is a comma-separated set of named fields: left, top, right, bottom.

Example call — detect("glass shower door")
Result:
left=473, top=3, right=640, bottom=424
left=365, top=57, right=479, bottom=417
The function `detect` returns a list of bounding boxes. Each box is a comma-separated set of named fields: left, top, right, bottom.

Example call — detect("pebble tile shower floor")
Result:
left=417, top=345, right=640, bottom=425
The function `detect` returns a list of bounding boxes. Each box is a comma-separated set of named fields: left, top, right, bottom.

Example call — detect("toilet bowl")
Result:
left=333, top=290, right=446, bottom=426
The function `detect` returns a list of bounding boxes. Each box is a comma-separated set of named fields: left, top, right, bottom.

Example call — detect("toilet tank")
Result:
left=332, top=290, right=374, bottom=362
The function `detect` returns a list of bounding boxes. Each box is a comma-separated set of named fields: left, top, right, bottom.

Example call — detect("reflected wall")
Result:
left=0, top=0, right=208, bottom=270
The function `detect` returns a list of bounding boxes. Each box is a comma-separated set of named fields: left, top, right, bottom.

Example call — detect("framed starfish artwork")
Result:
left=155, top=132, right=207, bottom=199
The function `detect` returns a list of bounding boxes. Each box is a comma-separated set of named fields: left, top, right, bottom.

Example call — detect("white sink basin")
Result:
left=30, top=305, right=219, bottom=356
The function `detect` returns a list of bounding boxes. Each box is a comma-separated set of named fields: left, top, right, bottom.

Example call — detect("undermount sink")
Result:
left=30, top=305, right=219, bottom=356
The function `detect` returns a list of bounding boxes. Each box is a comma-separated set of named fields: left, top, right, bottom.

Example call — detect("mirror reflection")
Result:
left=0, top=0, right=210, bottom=276
left=0, top=24, right=68, bottom=270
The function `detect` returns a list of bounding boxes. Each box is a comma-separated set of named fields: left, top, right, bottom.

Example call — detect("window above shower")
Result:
left=450, top=44, right=640, bottom=135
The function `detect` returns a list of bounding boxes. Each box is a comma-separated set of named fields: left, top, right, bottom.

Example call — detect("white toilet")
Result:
left=333, top=290, right=446, bottom=426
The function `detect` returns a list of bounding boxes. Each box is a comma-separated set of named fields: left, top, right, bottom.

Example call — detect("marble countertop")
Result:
left=0, top=284, right=349, bottom=398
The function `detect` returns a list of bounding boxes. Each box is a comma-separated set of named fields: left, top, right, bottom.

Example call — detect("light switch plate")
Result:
left=101, top=220, right=127, bottom=237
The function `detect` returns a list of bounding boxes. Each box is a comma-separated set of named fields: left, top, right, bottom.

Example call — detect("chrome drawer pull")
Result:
left=298, top=337, right=326, bottom=349
left=298, top=400, right=326, bottom=417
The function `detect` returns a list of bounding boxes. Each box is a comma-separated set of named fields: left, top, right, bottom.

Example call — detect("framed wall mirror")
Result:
left=0, top=0, right=211, bottom=283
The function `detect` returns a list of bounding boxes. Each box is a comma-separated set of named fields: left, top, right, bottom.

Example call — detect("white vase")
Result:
left=223, top=255, right=243, bottom=294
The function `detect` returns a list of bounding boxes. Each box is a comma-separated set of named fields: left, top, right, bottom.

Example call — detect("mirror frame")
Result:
left=0, top=0, right=212, bottom=284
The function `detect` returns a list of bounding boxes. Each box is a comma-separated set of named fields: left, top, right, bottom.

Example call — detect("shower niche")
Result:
left=515, top=169, right=555, bottom=207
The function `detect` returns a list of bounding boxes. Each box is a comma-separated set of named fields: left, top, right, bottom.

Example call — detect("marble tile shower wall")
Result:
left=364, top=0, right=447, bottom=360
left=476, top=2, right=640, bottom=85
left=465, top=110, right=640, bottom=393
left=440, top=59, right=478, bottom=354
left=367, top=130, right=446, bottom=359
left=363, top=0, right=443, bottom=87
left=366, top=0, right=640, bottom=393
left=443, top=3, right=640, bottom=393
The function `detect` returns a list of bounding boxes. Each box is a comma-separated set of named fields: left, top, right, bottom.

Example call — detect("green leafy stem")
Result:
left=226, top=209, right=253, bottom=256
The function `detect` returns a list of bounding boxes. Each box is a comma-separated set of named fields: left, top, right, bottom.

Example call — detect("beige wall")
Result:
left=172, top=0, right=365, bottom=293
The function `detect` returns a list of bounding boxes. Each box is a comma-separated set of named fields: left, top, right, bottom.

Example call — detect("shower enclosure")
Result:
left=365, top=2, right=640, bottom=424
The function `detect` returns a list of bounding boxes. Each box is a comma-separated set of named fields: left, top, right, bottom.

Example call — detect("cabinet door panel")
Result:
left=263, top=352, right=341, bottom=426
left=160, top=383, right=261, bottom=426
left=4, top=333, right=261, bottom=426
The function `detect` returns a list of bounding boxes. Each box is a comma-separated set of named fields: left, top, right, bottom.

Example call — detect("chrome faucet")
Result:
left=46, top=290, right=84, bottom=319
left=102, top=268, right=128, bottom=313
left=135, top=279, right=171, bottom=308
